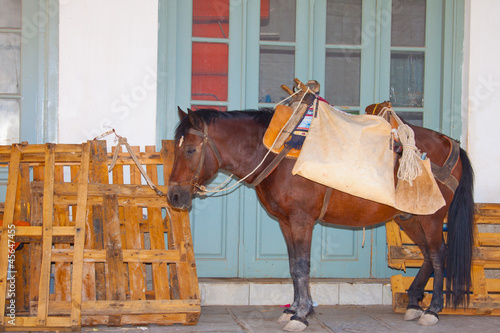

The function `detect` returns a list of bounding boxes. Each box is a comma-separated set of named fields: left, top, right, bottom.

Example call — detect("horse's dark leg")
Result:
left=395, top=216, right=434, bottom=321
left=277, top=219, right=298, bottom=324
left=418, top=214, right=447, bottom=326
left=282, top=214, right=315, bottom=332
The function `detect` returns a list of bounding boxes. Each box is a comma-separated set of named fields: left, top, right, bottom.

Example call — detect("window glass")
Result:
left=192, top=1, right=229, bottom=106
left=391, top=0, right=426, bottom=47
left=0, top=33, right=21, bottom=94
left=326, top=0, right=362, bottom=45
left=191, top=42, right=229, bottom=102
left=192, top=0, right=229, bottom=38
left=259, top=46, right=295, bottom=103
left=390, top=51, right=424, bottom=107
left=325, top=50, right=361, bottom=106
left=0, top=0, right=22, bottom=28
left=0, top=99, right=20, bottom=145
left=260, top=0, right=295, bottom=42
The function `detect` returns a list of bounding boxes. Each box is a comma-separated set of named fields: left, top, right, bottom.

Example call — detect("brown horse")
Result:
left=167, top=102, right=474, bottom=331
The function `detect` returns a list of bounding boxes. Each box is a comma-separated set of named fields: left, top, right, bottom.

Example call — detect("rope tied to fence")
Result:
left=94, top=129, right=164, bottom=196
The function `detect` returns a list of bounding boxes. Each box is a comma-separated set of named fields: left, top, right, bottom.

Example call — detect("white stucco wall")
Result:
left=466, top=0, right=500, bottom=203
left=58, top=0, right=158, bottom=148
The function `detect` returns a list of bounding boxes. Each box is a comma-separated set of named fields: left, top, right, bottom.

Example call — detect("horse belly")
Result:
left=321, top=192, right=399, bottom=227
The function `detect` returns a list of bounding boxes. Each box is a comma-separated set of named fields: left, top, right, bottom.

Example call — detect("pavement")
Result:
left=81, top=305, right=500, bottom=333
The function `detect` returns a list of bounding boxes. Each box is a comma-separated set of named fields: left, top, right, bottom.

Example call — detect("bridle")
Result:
left=169, top=122, right=222, bottom=192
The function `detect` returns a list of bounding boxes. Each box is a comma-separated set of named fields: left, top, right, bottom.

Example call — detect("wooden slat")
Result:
left=50, top=248, right=181, bottom=263
left=89, top=140, right=108, bottom=301
left=103, top=194, right=127, bottom=301
left=13, top=161, right=30, bottom=313
left=30, top=181, right=169, bottom=198
left=70, top=142, right=90, bottom=329
left=123, top=206, right=146, bottom=300
left=0, top=145, right=21, bottom=327
left=36, top=144, right=56, bottom=326
left=146, top=146, right=170, bottom=300
left=54, top=166, right=71, bottom=302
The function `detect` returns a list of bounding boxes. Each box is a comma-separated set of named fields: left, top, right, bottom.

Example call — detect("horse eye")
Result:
left=186, top=147, right=197, bottom=155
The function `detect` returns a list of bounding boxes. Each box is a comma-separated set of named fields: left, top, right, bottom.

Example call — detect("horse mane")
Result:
left=174, top=108, right=274, bottom=141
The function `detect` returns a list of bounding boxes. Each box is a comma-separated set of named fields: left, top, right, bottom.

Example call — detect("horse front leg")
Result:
left=280, top=216, right=315, bottom=332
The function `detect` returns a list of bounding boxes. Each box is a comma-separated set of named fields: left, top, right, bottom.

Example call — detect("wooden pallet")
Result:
left=387, top=203, right=500, bottom=315
left=0, top=141, right=200, bottom=331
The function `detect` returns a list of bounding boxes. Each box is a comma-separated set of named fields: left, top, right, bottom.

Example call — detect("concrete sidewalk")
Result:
left=81, top=305, right=500, bottom=333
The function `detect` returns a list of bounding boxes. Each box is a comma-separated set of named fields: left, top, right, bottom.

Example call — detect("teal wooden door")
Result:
left=157, top=0, right=463, bottom=278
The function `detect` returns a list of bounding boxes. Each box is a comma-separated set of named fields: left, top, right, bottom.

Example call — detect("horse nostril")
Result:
left=172, top=193, right=179, bottom=204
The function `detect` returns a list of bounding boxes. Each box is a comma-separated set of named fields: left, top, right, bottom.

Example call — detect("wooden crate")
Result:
left=0, top=141, right=200, bottom=331
left=387, top=203, right=500, bottom=315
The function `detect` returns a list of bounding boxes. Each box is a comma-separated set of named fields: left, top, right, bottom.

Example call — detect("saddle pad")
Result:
left=263, top=104, right=301, bottom=158
left=292, top=101, right=397, bottom=207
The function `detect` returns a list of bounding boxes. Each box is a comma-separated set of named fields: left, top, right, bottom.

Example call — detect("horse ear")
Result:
left=177, top=107, right=188, bottom=121
left=187, top=108, right=203, bottom=130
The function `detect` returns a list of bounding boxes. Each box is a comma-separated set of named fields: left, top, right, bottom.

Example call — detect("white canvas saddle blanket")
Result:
left=292, top=100, right=445, bottom=214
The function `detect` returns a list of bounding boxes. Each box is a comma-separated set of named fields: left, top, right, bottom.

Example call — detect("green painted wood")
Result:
left=20, top=0, right=59, bottom=144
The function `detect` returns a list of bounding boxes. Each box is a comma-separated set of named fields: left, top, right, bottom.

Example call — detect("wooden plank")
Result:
left=70, top=142, right=90, bottom=329
left=50, top=248, right=181, bottom=263
left=123, top=206, right=146, bottom=300
left=28, top=193, right=43, bottom=315
left=89, top=140, right=108, bottom=301
left=30, top=181, right=169, bottom=199
left=161, top=141, right=181, bottom=299
left=0, top=145, right=21, bottom=327
left=13, top=161, right=30, bottom=313
left=29, top=299, right=200, bottom=317
left=36, top=144, right=56, bottom=326
left=146, top=146, right=170, bottom=300
left=123, top=145, right=147, bottom=301
left=103, top=194, right=127, bottom=301
left=54, top=166, right=71, bottom=303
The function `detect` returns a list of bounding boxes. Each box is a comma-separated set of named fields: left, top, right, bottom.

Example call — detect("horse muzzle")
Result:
left=167, top=185, right=193, bottom=210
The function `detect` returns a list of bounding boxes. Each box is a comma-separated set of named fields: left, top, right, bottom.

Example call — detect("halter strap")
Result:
left=188, top=126, right=223, bottom=166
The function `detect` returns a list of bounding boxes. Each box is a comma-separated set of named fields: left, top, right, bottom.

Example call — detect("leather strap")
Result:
left=251, top=147, right=291, bottom=186
left=431, top=137, right=460, bottom=193
left=318, top=188, right=333, bottom=221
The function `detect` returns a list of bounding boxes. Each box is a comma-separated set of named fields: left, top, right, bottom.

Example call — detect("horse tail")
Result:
left=446, top=147, right=475, bottom=308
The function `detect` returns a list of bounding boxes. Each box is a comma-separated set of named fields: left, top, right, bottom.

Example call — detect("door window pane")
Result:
left=0, top=33, right=21, bottom=94
left=191, top=42, right=229, bottom=102
left=391, top=0, right=426, bottom=47
left=259, top=46, right=295, bottom=103
left=0, top=99, right=20, bottom=145
left=0, top=0, right=21, bottom=28
left=260, top=0, right=295, bottom=42
left=390, top=51, right=424, bottom=107
left=192, top=0, right=229, bottom=38
left=325, top=49, right=361, bottom=106
left=326, top=0, right=362, bottom=45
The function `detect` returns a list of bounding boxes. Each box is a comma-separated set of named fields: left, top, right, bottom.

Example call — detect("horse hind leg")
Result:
left=417, top=214, right=447, bottom=326
left=394, top=216, right=434, bottom=321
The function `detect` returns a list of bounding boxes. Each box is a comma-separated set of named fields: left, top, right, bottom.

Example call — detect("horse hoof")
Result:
left=404, top=308, right=424, bottom=321
left=283, top=319, right=308, bottom=332
left=418, top=312, right=439, bottom=326
left=277, top=312, right=293, bottom=324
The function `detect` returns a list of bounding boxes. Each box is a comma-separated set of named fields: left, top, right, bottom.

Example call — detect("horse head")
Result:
left=167, top=107, right=222, bottom=210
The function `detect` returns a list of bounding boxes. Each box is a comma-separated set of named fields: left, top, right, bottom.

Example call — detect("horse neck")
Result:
left=211, top=118, right=269, bottom=181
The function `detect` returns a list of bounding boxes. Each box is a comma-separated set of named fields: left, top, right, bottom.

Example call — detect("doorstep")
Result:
left=198, top=278, right=392, bottom=306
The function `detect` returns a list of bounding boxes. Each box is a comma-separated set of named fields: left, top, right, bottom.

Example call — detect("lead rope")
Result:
left=94, top=129, right=164, bottom=196
left=379, top=107, right=422, bottom=185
